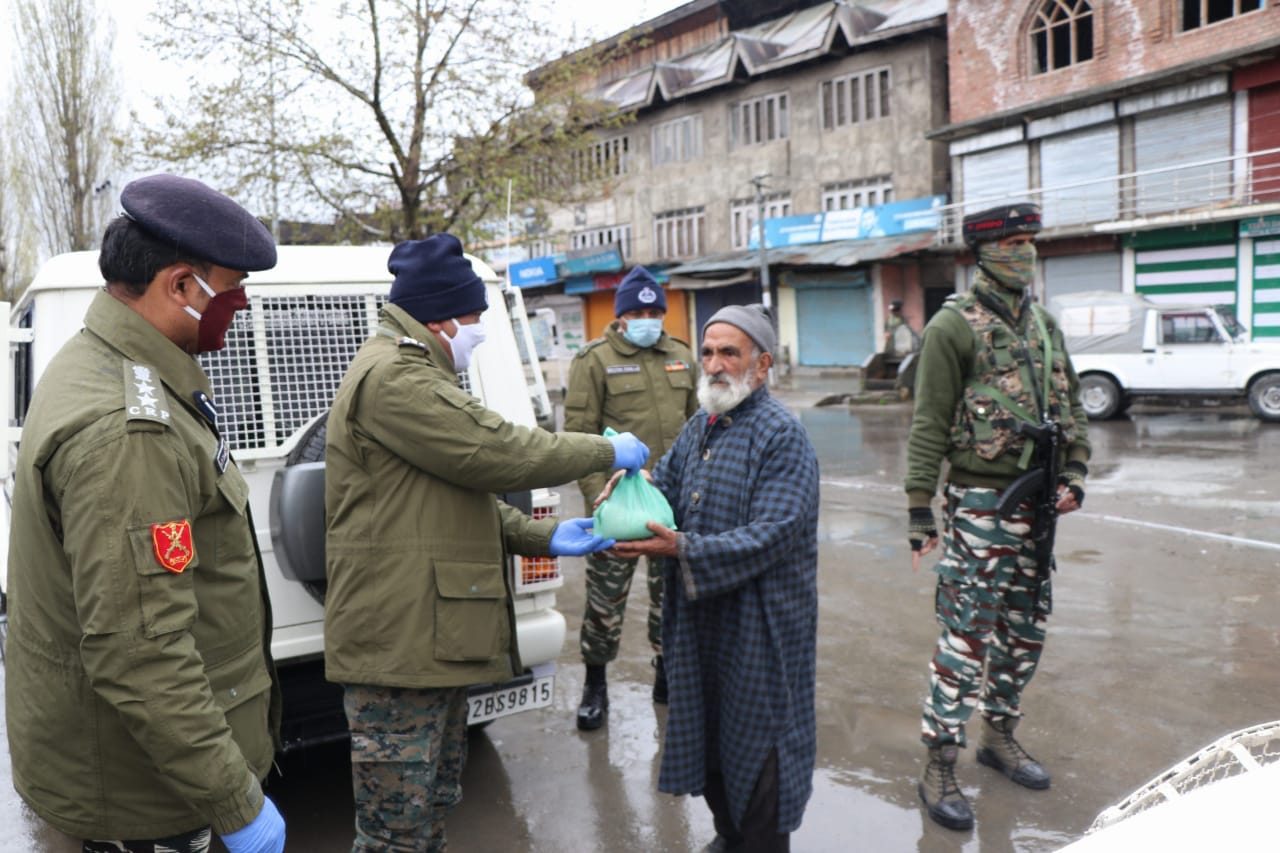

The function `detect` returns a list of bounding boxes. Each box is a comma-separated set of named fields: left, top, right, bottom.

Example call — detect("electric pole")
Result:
left=751, top=174, right=773, bottom=312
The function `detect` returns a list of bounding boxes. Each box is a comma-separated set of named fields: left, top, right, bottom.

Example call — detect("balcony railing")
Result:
left=934, top=146, right=1280, bottom=246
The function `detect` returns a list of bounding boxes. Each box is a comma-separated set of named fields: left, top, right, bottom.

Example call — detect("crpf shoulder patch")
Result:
left=151, top=519, right=195, bottom=573
left=124, top=362, right=172, bottom=426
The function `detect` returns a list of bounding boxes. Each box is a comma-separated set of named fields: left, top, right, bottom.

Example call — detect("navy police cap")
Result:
left=961, top=203, right=1042, bottom=247
left=120, top=174, right=278, bottom=272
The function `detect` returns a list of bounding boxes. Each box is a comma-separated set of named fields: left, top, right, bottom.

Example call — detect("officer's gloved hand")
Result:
left=1058, top=460, right=1087, bottom=507
left=550, top=517, right=616, bottom=556
left=607, top=431, right=650, bottom=472
left=908, top=507, right=938, bottom=552
left=221, top=797, right=285, bottom=853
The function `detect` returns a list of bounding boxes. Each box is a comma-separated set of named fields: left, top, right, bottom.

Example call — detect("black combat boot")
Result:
left=652, top=655, right=668, bottom=705
left=919, top=745, right=975, bottom=831
left=977, top=716, right=1051, bottom=789
left=577, top=664, right=608, bottom=731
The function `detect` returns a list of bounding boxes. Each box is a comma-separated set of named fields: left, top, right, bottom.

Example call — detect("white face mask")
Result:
left=441, top=319, right=487, bottom=372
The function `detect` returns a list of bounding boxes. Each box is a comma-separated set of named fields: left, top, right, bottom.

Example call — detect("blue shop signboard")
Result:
left=510, top=256, right=560, bottom=287
left=751, top=195, right=945, bottom=249
left=510, top=245, right=625, bottom=287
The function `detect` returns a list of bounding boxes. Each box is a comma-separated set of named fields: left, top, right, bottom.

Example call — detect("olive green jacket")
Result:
left=323, top=305, right=616, bottom=688
left=5, top=291, right=281, bottom=840
left=563, top=323, right=698, bottom=502
left=905, top=280, right=1091, bottom=509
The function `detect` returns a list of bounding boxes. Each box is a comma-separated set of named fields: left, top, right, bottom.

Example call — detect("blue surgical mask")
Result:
left=623, top=318, right=663, bottom=348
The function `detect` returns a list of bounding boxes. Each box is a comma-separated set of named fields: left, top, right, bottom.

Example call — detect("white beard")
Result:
left=697, top=370, right=755, bottom=415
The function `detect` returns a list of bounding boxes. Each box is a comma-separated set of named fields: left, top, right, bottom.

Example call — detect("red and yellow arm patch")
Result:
left=150, top=520, right=195, bottom=574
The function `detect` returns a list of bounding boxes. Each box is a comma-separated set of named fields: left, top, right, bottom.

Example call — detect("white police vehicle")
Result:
left=0, top=246, right=565, bottom=747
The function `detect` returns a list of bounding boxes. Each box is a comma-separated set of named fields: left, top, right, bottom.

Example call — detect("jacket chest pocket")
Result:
left=605, top=372, right=647, bottom=397
left=665, top=368, right=694, bottom=391
left=433, top=560, right=507, bottom=662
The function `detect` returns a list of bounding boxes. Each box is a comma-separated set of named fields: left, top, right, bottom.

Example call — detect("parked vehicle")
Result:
left=0, top=246, right=566, bottom=748
left=1051, top=290, right=1280, bottom=422
left=1059, top=721, right=1280, bottom=851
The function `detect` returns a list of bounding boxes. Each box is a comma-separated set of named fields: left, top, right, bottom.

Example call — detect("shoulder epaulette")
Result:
left=122, top=361, right=172, bottom=427
left=574, top=338, right=607, bottom=359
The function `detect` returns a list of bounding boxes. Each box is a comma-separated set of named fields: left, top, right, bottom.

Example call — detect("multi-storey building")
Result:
left=937, top=0, right=1280, bottom=340
left=509, top=0, right=951, bottom=368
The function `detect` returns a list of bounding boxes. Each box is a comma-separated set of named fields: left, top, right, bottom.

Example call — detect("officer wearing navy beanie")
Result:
left=323, top=234, right=650, bottom=850
left=563, top=265, right=699, bottom=729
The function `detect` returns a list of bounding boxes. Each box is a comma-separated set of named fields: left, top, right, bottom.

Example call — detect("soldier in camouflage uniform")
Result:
left=563, top=267, right=698, bottom=730
left=904, top=203, right=1091, bottom=831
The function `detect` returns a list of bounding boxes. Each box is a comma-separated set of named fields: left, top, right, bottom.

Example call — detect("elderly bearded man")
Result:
left=613, top=304, right=820, bottom=853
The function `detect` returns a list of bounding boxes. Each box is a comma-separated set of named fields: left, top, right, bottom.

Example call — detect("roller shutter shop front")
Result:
left=793, top=272, right=872, bottom=366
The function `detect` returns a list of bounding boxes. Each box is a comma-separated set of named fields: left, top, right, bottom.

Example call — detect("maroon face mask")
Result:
left=186, top=274, right=249, bottom=352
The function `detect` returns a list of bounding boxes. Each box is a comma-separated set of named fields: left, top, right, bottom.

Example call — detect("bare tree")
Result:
left=143, top=0, right=629, bottom=244
left=9, top=0, right=120, bottom=256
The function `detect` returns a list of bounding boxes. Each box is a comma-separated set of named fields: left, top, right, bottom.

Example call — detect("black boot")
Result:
left=919, top=745, right=974, bottom=831
left=977, top=716, right=1051, bottom=790
left=577, top=664, right=608, bottom=731
left=652, top=655, right=668, bottom=705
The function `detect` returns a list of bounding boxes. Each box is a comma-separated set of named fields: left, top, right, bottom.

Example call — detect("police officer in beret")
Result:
left=5, top=175, right=286, bottom=853
left=322, top=233, right=649, bottom=851
left=905, top=203, right=1090, bottom=831
left=563, top=266, right=698, bottom=729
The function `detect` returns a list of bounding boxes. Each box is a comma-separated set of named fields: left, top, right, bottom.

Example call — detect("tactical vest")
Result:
left=945, top=291, right=1077, bottom=465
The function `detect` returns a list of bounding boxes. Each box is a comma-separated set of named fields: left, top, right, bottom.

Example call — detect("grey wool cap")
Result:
left=120, top=173, right=278, bottom=272
left=703, top=303, right=776, bottom=354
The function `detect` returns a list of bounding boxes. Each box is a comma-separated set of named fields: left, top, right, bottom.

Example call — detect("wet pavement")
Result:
left=3, top=384, right=1280, bottom=852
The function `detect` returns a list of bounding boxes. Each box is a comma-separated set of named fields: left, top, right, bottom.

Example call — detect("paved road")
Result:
left=3, top=390, right=1279, bottom=852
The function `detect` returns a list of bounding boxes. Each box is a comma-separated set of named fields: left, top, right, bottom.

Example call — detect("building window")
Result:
left=571, top=224, right=632, bottom=260
left=820, top=67, right=891, bottom=129
left=729, top=92, right=789, bottom=147
left=524, top=238, right=555, bottom=259
left=1181, top=0, right=1264, bottom=30
left=653, top=207, right=706, bottom=259
left=729, top=194, right=792, bottom=250
left=652, top=114, right=703, bottom=166
left=572, top=135, right=630, bottom=181
left=822, top=178, right=894, bottom=210
left=1031, top=0, right=1094, bottom=74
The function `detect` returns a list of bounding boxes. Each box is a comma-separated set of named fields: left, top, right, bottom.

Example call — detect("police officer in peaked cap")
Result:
left=5, top=174, right=287, bottom=853
left=905, top=202, right=1091, bottom=831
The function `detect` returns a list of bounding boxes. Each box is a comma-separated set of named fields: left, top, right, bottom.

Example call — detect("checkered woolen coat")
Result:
left=650, top=386, right=820, bottom=832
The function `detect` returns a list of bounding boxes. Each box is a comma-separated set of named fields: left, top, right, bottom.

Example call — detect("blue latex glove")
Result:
left=221, top=797, right=286, bottom=853
left=550, top=517, right=616, bottom=556
left=607, top=431, right=650, bottom=472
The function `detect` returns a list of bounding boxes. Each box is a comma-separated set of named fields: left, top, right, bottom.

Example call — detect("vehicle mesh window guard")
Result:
left=202, top=294, right=386, bottom=452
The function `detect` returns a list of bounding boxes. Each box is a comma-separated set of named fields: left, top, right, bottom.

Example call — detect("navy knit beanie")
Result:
left=387, top=234, right=487, bottom=324
left=614, top=266, right=667, bottom=317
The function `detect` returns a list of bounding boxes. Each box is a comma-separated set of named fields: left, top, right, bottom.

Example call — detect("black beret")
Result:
left=387, top=234, right=487, bottom=325
left=962, top=203, right=1042, bottom=246
left=120, top=174, right=277, bottom=271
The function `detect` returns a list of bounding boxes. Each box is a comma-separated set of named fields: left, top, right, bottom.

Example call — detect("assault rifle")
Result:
left=994, top=418, right=1064, bottom=582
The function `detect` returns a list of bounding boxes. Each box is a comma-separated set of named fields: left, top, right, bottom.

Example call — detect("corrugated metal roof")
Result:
left=592, top=1, right=945, bottom=110
left=664, top=230, right=937, bottom=277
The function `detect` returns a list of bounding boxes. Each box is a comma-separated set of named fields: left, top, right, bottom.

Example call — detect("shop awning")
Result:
left=664, top=230, right=938, bottom=281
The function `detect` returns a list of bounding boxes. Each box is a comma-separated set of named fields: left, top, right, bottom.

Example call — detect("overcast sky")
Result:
left=0, top=0, right=685, bottom=87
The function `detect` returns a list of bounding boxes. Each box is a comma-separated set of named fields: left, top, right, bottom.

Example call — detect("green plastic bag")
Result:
left=593, top=429, right=677, bottom=541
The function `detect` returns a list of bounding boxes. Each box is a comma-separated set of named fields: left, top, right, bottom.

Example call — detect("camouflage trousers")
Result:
left=580, top=551, right=663, bottom=666
left=344, top=684, right=469, bottom=853
left=82, top=828, right=210, bottom=853
left=921, top=484, right=1051, bottom=748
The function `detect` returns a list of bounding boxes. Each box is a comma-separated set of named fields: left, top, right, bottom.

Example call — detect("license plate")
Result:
left=467, top=674, right=554, bottom=725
